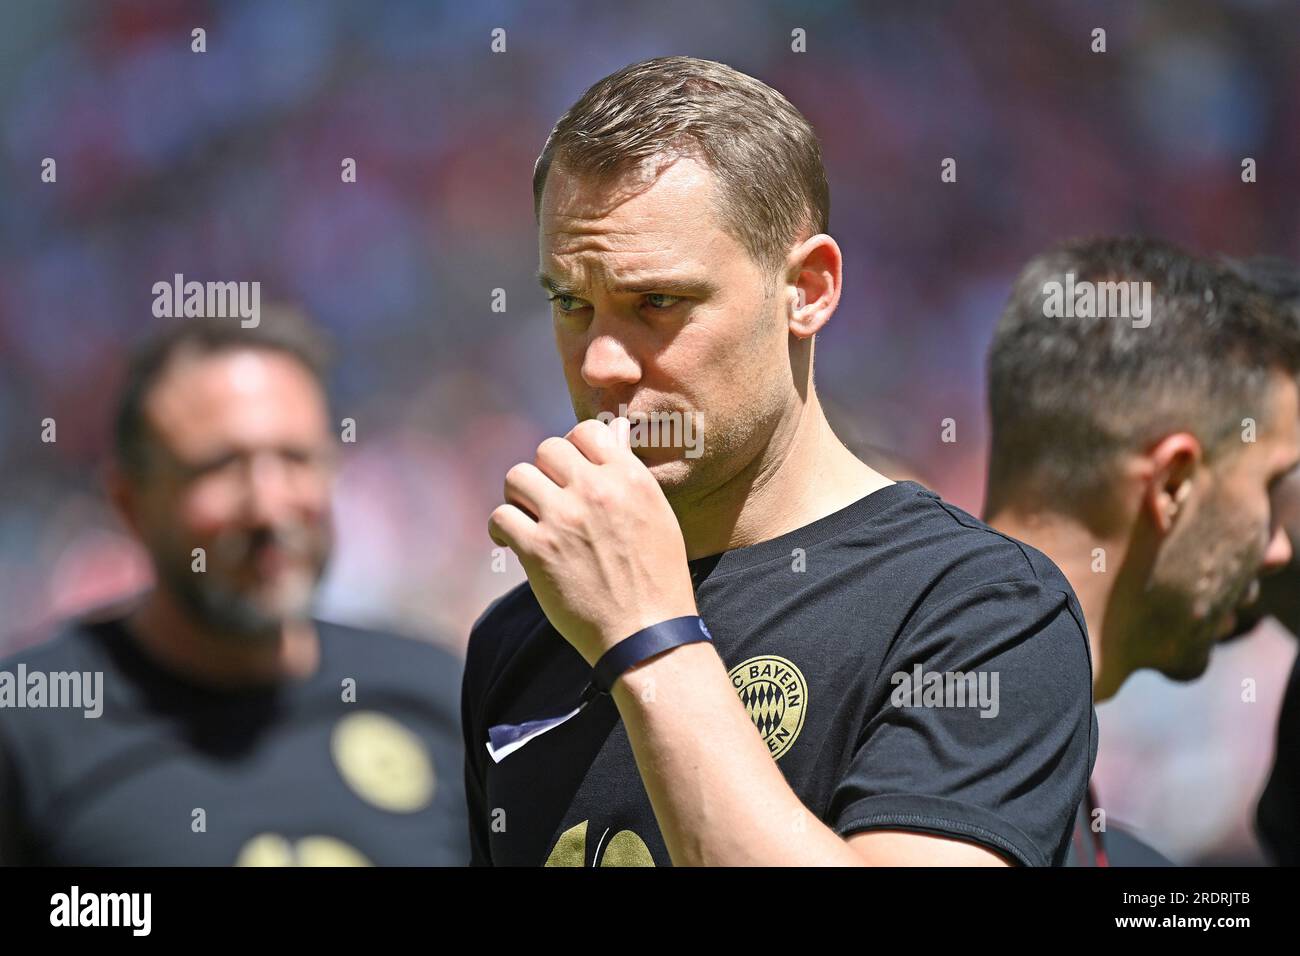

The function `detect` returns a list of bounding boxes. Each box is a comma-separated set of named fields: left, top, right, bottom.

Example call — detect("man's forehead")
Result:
left=540, top=156, right=724, bottom=241
left=153, top=349, right=306, bottom=400
left=146, top=350, right=325, bottom=436
left=1273, top=373, right=1300, bottom=450
left=1259, top=376, right=1300, bottom=476
left=541, top=168, right=737, bottom=288
left=542, top=151, right=713, bottom=210
left=536, top=262, right=718, bottom=298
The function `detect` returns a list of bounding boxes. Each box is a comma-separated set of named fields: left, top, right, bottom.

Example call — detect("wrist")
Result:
left=613, top=638, right=716, bottom=697
left=590, top=614, right=711, bottom=695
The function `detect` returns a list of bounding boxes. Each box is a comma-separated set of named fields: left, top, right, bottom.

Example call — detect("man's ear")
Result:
left=1142, top=432, right=1202, bottom=534
left=785, top=233, right=842, bottom=340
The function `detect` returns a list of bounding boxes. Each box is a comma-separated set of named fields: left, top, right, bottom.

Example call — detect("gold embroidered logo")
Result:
left=729, top=655, right=808, bottom=760
left=235, top=833, right=372, bottom=867
left=544, top=820, right=655, bottom=867
left=330, top=711, right=435, bottom=813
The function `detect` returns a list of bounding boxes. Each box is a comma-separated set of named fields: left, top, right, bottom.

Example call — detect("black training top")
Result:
left=1258, top=651, right=1300, bottom=865
left=1066, top=784, right=1175, bottom=866
left=0, top=616, right=468, bottom=866
left=462, top=480, right=1098, bottom=866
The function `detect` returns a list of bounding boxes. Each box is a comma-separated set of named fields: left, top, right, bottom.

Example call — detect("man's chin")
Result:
left=188, top=578, right=317, bottom=639
left=640, top=455, right=695, bottom=492
left=244, top=581, right=316, bottom=628
left=1160, top=642, right=1215, bottom=683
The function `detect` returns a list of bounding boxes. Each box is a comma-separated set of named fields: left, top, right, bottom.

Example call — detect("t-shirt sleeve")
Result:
left=830, top=578, right=1096, bottom=867
left=0, top=729, right=32, bottom=866
left=1257, top=652, right=1300, bottom=865
left=461, top=618, right=494, bottom=867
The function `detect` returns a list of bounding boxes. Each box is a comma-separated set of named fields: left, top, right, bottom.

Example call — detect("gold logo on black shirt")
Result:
left=330, top=711, right=435, bottom=812
left=729, top=655, right=808, bottom=760
left=544, top=820, right=655, bottom=867
left=235, top=834, right=373, bottom=866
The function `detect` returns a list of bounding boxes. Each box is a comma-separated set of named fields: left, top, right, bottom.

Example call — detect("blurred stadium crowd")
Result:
left=2, top=0, right=1299, bottom=863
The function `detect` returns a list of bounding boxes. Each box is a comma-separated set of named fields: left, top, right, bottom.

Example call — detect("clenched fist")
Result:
left=489, top=417, right=698, bottom=665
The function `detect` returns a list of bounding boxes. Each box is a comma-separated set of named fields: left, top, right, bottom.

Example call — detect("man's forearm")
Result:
left=610, top=641, right=861, bottom=866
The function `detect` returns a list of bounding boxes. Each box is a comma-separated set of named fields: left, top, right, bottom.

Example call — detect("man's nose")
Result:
left=581, top=320, right=642, bottom=390
left=1261, top=525, right=1294, bottom=575
left=242, top=453, right=297, bottom=525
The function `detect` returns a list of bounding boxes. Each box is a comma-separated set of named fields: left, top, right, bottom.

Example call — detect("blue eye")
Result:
left=547, top=294, right=586, bottom=313
left=546, top=292, right=681, bottom=313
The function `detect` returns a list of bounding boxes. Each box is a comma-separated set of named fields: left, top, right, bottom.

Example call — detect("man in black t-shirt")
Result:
left=1257, top=650, right=1300, bottom=864
left=0, top=616, right=465, bottom=865
left=463, top=56, right=1096, bottom=866
left=0, top=313, right=467, bottom=865
left=982, top=239, right=1300, bottom=866
left=467, top=482, right=1095, bottom=866
left=1219, top=257, right=1300, bottom=866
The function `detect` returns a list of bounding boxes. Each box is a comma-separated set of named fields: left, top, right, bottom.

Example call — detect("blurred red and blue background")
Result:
left=1, top=0, right=1298, bottom=864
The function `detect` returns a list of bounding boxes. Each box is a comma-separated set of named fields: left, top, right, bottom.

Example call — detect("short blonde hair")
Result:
left=533, top=55, right=830, bottom=285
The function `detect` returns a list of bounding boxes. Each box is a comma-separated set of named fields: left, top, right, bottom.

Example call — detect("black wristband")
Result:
left=486, top=615, right=713, bottom=763
left=590, top=615, right=712, bottom=694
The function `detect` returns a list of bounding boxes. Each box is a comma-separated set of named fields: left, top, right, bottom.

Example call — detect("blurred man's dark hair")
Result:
left=113, top=310, right=331, bottom=480
left=1223, top=255, right=1300, bottom=320
left=986, top=237, right=1300, bottom=518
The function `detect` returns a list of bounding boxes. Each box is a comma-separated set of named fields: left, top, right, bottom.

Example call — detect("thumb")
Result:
left=611, top=415, right=633, bottom=452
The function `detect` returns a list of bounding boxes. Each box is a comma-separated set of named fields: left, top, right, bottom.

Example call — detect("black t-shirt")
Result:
left=1258, top=651, right=1300, bottom=865
left=0, top=616, right=468, bottom=865
left=1066, top=785, right=1175, bottom=866
left=462, top=480, right=1098, bottom=866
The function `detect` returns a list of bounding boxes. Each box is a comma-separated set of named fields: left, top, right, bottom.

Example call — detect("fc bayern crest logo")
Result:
left=728, top=655, right=808, bottom=760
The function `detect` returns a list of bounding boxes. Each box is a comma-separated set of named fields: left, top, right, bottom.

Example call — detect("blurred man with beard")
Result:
left=0, top=314, right=468, bottom=865
left=983, top=238, right=1300, bottom=865
left=1219, top=256, right=1300, bottom=865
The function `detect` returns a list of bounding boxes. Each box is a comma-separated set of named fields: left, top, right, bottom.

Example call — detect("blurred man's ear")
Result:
left=1142, top=432, right=1202, bottom=534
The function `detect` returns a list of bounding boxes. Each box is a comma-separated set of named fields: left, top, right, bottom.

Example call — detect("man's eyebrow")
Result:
left=536, top=272, right=573, bottom=295
left=537, top=272, right=718, bottom=297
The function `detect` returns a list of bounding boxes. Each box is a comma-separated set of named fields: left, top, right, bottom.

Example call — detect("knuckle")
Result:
left=586, top=478, right=624, bottom=510
left=532, top=527, right=561, bottom=562
left=536, top=436, right=566, bottom=462
left=582, top=479, right=610, bottom=508
left=504, top=462, right=528, bottom=490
